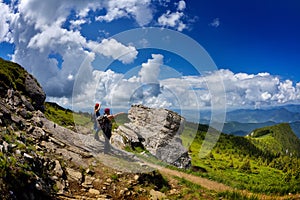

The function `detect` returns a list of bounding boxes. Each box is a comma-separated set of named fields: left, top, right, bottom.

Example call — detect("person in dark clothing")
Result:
left=101, top=108, right=124, bottom=153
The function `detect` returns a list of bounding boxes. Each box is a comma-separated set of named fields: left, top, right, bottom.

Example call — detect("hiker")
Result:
left=93, top=103, right=101, bottom=140
left=99, top=108, right=124, bottom=153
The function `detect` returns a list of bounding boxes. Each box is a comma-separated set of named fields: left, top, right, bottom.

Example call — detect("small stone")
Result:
left=119, top=190, right=125, bottom=195
left=150, top=189, right=166, bottom=200
left=56, top=181, right=65, bottom=194
left=54, top=160, right=64, bottom=177
left=89, top=188, right=100, bottom=195
left=2, top=141, right=8, bottom=152
left=51, top=176, right=59, bottom=181
left=84, top=175, right=95, bottom=185
left=66, top=167, right=82, bottom=183
left=134, top=174, right=139, bottom=181
left=40, top=141, right=47, bottom=147
left=23, top=153, right=33, bottom=160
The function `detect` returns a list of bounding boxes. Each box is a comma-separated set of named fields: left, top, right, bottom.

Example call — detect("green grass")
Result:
left=186, top=123, right=300, bottom=195
left=44, top=102, right=93, bottom=128
left=0, top=58, right=29, bottom=92
left=248, top=123, right=300, bottom=157
left=217, top=190, right=259, bottom=200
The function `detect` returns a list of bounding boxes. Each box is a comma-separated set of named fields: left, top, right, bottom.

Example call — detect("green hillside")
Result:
left=0, top=58, right=30, bottom=94
left=247, top=123, right=300, bottom=157
left=182, top=122, right=300, bottom=195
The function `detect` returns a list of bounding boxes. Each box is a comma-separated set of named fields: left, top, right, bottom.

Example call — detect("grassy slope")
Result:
left=44, top=102, right=92, bottom=127
left=248, top=123, right=300, bottom=157
left=181, top=122, right=300, bottom=195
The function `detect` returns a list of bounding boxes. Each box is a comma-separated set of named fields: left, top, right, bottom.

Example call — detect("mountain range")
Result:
left=220, top=106, right=300, bottom=138
left=225, top=106, right=300, bottom=123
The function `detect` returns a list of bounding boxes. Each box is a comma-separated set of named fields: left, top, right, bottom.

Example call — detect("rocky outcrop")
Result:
left=111, top=105, right=191, bottom=169
left=24, top=74, right=46, bottom=111
left=0, top=58, right=45, bottom=111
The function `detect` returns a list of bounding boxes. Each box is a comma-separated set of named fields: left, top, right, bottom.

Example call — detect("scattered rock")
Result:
left=54, top=160, right=64, bottom=177
left=66, top=167, right=83, bottom=183
left=150, top=189, right=166, bottom=200
left=88, top=188, right=100, bottom=195
left=2, top=141, right=9, bottom=152
left=82, top=175, right=95, bottom=188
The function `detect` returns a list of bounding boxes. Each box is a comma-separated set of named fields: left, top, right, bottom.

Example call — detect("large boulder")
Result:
left=112, top=105, right=191, bottom=168
left=24, top=74, right=46, bottom=111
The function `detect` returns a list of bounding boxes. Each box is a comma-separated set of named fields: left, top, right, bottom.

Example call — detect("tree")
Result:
left=240, top=159, right=251, bottom=172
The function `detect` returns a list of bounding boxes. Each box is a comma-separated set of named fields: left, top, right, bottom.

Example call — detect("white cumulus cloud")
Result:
left=158, top=11, right=186, bottom=31
left=1, top=0, right=142, bottom=99
left=95, top=0, right=152, bottom=26
left=157, top=0, right=187, bottom=31
left=89, top=39, right=138, bottom=64
left=139, top=54, right=163, bottom=83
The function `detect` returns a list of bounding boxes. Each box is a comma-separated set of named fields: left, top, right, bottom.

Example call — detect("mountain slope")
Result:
left=182, top=122, right=300, bottom=195
left=222, top=121, right=300, bottom=139
left=247, top=123, right=300, bottom=157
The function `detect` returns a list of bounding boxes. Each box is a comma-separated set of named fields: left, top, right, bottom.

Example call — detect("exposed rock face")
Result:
left=112, top=105, right=191, bottom=168
left=24, top=74, right=46, bottom=111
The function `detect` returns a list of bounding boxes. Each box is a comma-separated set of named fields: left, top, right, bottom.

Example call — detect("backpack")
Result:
left=97, top=115, right=111, bottom=132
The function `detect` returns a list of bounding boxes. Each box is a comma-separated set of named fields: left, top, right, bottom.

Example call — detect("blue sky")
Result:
left=188, top=0, right=300, bottom=81
left=0, top=0, right=299, bottom=112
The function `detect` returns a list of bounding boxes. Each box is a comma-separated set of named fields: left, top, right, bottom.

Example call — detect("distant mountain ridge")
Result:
left=226, top=106, right=300, bottom=123
left=219, top=105, right=300, bottom=138
left=222, top=121, right=300, bottom=138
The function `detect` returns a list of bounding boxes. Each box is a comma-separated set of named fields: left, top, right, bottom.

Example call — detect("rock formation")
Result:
left=111, top=105, right=191, bottom=169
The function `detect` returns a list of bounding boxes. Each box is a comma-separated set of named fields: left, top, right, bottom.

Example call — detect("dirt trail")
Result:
left=145, top=162, right=300, bottom=200
left=151, top=164, right=231, bottom=192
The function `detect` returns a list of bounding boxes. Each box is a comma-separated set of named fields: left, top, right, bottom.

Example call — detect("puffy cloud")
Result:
left=177, top=0, right=186, bottom=11
left=27, top=22, right=87, bottom=52
left=157, top=0, right=187, bottom=31
left=210, top=18, right=220, bottom=28
left=2, top=0, right=140, bottom=99
left=69, top=19, right=88, bottom=30
left=0, top=2, right=10, bottom=42
left=0, top=1, right=18, bottom=42
left=139, top=54, right=163, bottom=83
left=72, top=54, right=165, bottom=110
left=17, top=0, right=101, bottom=29
left=95, top=0, right=152, bottom=26
left=58, top=64, right=300, bottom=112
left=158, top=11, right=186, bottom=31
left=89, top=39, right=138, bottom=64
